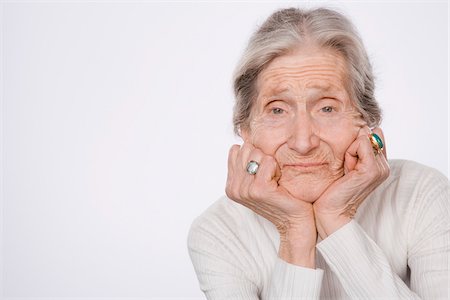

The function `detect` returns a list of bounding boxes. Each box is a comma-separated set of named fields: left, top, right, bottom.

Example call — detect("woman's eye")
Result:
left=271, top=108, right=284, bottom=115
left=321, top=106, right=334, bottom=113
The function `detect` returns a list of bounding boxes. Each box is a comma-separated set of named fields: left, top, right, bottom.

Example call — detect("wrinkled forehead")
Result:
left=255, top=47, right=352, bottom=100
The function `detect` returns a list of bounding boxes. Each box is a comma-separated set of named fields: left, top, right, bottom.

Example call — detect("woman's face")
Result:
left=242, top=46, right=365, bottom=203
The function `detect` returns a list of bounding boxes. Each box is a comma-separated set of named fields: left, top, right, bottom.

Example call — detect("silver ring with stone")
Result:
left=246, top=160, right=259, bottom=175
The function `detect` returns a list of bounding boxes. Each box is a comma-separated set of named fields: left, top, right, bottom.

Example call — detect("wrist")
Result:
left=278, top=239, right=316, bottom=268
left=314, top=212, right=351, bottom=239
left=278, top=222, right=317, bottom=268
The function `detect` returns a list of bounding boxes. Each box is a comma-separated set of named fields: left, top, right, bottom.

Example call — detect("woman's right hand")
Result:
left=225, top=143, right=317, bottom=268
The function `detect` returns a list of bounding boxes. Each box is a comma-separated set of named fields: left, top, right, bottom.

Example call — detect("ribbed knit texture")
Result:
left=188, top=160, right=449, bottom=299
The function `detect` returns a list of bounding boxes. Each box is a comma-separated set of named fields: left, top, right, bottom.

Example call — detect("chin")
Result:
left=287, top=185, right=327, bottom=203
left=280, top=176, right=335, bottom=203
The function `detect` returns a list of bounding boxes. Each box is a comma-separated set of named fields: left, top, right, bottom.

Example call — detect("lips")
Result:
left=283, top=162, right=327, bottom=169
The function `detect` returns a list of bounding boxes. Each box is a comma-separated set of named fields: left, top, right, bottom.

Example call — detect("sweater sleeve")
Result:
left=187, top=209, right=324, bottom=300
left=316, top=169, right=449, bottom=299
left=266, top=258, right=323, bottom=299
left=407, top=170, right=449, bottom=300
left=317, top=221, right=422, bottom=299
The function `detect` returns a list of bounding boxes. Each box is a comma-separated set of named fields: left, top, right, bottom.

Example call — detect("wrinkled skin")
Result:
left=225, top=46, right=390, bottom=267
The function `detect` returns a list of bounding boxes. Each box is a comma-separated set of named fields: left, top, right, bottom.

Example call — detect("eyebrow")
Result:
left=306, top=82, right=341, bottom=93
left=261, top=85, right=289, bottom=95
left=263, top=85, right=342, bottom=99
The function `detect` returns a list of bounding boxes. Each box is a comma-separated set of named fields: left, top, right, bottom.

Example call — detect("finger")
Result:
left=344, top=126, right=372, bottom=173
left=350, top=128, right=390, bottom=184
left=227, top=144, right=240, bottom=182
left=240, top=148, right=265, bottom=199
left=254, top=155, right=279, bottom=185
left=371, top=151, right=390, bottom=187
left=344, top=145, right=358, bottom=174
left=248, top=154, right=279, bottom=201
left=358, top=125, right=372, bottom=137
left=226, top=144, right=241, bottom=199
left=346, top=133, right=378, bottom=171
left=237, top=142, right=255, bottom=172
left=377, top=152, right=390, bottom=182
left=228, top=143, right=253, bottom=200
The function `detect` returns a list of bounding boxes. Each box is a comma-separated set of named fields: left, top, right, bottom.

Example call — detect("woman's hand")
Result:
left=313, top=127, right=390, bottom=239
left=225, top=142, right=317, bottom=267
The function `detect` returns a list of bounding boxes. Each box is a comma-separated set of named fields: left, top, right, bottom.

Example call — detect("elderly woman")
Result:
left=188, top=7, right=448, bottom=299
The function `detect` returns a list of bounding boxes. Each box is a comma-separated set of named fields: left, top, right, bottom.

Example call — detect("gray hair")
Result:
left=232, top=7, right=381, bottom=135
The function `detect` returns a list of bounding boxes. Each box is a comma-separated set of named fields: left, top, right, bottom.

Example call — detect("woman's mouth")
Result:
left=284, top=162, right=327, bottom=168
left=282, top=162, right=328, bottom=172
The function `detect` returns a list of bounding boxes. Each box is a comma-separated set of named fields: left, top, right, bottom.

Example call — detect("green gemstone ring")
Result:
left=369, top=133, right=384, bottom=154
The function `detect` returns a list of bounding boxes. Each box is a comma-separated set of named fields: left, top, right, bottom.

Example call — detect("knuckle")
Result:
left=229, top=144, right=239, bottom=155
left=252, top=148, right=263, bottom=156
left=242, top=142, right=254, bottom=152
left=248, top=183, right=262, bottom=199
left=262, top=155, right=275, bottom=165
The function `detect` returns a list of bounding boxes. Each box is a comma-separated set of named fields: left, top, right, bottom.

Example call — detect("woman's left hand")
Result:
left=313, top=127, right=390, bottom=239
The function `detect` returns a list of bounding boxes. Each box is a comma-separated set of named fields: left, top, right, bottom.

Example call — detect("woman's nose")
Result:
left=286, top=113, right=320, bottom=155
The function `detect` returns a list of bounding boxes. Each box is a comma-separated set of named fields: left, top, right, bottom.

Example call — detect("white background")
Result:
left=1, top=1, right=448, bottom=299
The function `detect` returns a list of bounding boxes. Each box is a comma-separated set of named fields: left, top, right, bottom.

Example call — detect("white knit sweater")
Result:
left=188, top=160, right=449, bottom=299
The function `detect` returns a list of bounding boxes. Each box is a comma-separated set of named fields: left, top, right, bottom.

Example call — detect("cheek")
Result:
left=248, top=110, right=363, bottom=157
left=248, top=116, right=290, bottom=155
left=316, top=117, right=360, bottom=158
